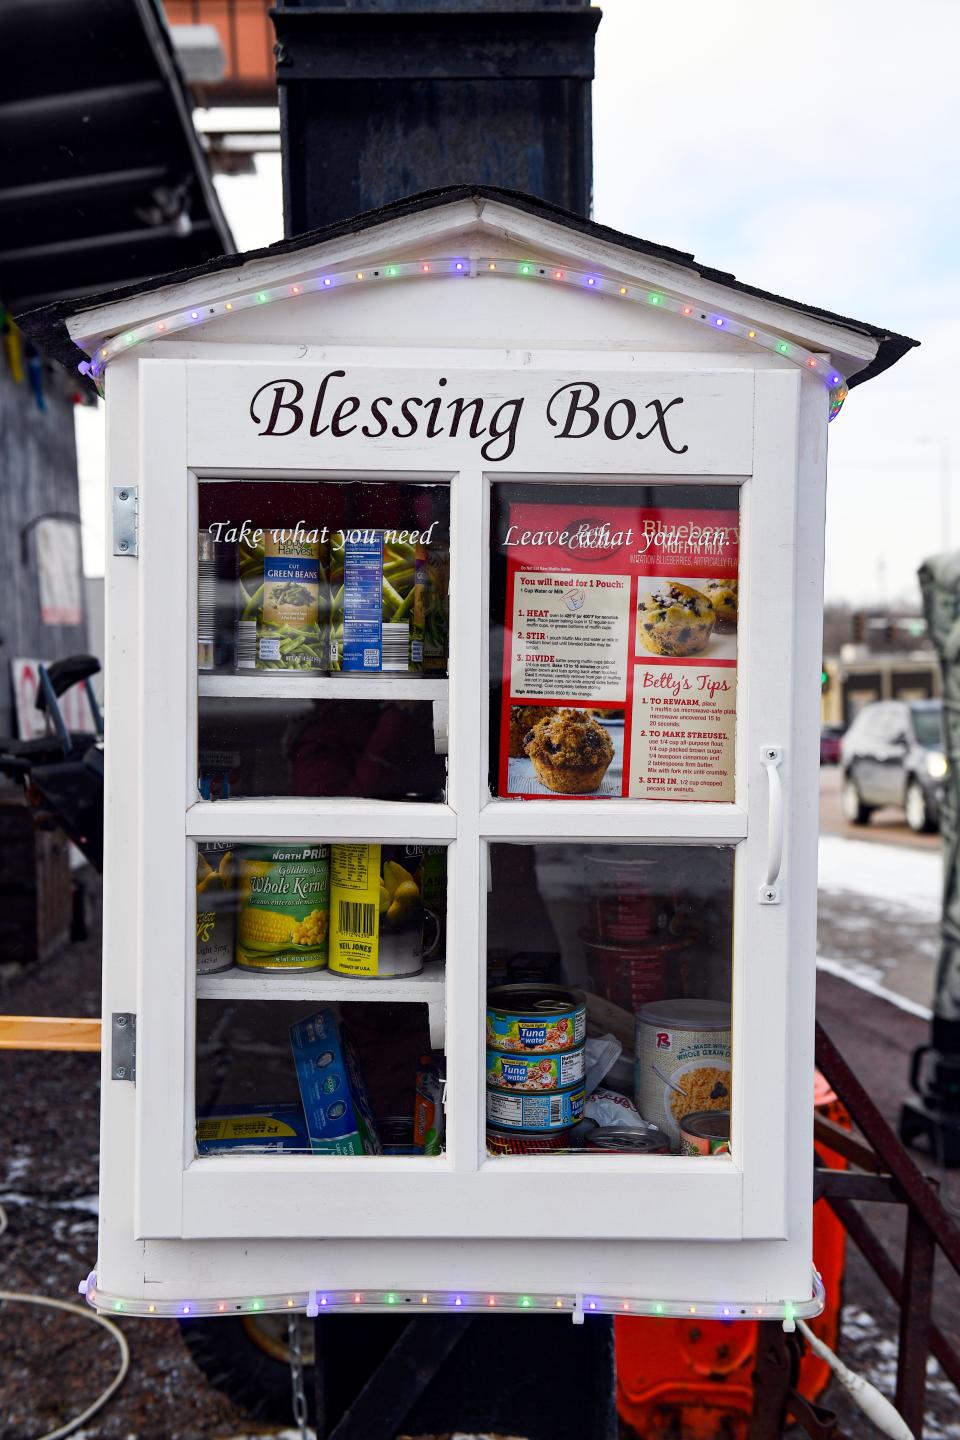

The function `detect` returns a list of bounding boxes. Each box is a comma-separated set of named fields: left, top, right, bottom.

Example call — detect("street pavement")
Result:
left=816, top=765, right=960, bottom=1440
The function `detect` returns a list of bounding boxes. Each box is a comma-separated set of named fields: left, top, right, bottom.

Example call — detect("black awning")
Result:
left=0, top=0, right=234, bottom=316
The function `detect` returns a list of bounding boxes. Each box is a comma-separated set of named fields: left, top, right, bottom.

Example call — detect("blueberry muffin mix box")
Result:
left=496, top=495, right=739, bottom=802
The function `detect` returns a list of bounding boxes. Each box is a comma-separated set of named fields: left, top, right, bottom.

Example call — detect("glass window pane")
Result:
left=198, top=697, right=446, bottom=802
left=197, top=477, right=449, bottom=801
left=195, top=839, right=447, bottom=1158
left=486, top=842, right=734, bottom=1157
left=488, top=482, right=739, bottom=801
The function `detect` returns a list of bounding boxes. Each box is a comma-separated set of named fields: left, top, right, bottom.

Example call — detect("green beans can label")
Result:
left=237, top=533, right=327, bottom=672
left=237, top=845, right=330, bottom=971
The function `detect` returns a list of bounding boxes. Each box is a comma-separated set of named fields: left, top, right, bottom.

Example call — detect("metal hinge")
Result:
left=111, top=1012, right=136, bottom=1081
left=112, top=486, right=138, bottom=557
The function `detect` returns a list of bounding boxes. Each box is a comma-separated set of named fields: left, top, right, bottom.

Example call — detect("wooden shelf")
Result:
left=197, top=958, right=445, bottom=1005
left=198, top=674, right=447, bottom=702
left=197, top=960, right=446, bottom=1045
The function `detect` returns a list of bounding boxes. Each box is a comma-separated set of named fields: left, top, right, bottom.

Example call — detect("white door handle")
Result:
left=760, top=746, right=784, bottom=904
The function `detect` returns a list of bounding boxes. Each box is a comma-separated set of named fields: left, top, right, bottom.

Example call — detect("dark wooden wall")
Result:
left=0, top=362, right=88, bottom=738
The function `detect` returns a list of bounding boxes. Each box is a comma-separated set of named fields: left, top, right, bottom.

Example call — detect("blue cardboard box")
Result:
left=289, top=1009, right=381, bottom=1155
left=196, top=1102, right=309, bottom=1154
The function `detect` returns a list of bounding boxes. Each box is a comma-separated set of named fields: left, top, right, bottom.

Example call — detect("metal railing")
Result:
left=750, top=1021, right=960, bottom=1439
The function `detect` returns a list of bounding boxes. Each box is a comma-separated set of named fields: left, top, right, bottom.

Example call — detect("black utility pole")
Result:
left=271, top=0, right=601, bottom=235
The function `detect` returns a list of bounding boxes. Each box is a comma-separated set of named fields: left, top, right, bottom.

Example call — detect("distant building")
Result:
left=821, top=605, right=939, bottom=725
left=821, top=649, right=940, bottom=727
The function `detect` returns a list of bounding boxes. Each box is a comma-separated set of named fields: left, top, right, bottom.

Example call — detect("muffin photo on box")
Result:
left=698, top=579, right=738, bottom=632
left=523, top=709, right=614, bottom=794
left=636, top=581, right=716, bottom=657
left=508, top=705, right=558, bottom=758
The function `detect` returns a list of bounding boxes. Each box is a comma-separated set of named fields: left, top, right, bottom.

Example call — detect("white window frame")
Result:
left=132, top=355, right=811, bottom=1251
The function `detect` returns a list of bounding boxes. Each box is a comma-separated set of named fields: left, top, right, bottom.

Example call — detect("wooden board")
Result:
left=0, top=1014, right=101, bottom=1051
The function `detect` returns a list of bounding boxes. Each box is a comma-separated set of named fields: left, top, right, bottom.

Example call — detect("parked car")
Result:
left=820, top=725, right=845, bottom=765
left=840, top=699, right=947, bottom=833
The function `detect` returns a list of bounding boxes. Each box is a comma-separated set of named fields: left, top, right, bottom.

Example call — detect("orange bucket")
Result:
left=616, top=1072, right=849, bottom=1437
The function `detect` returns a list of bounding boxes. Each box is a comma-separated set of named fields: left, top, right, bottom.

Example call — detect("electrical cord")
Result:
left=0, top=1207, right=130, bottom=1440
left=796, top=1318, right=913, bottom=1440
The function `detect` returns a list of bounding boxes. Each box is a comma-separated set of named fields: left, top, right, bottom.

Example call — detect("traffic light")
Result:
left=821, top=664, right=830, bottom=692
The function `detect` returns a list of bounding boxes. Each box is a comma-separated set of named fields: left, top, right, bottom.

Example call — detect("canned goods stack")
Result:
left=580, top=851, right=681, bottom=1012
left=485, top=984, right=586, bottom=1154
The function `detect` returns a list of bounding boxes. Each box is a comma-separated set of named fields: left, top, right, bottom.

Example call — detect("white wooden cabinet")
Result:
left=55, top=190, right=909, bottom=1322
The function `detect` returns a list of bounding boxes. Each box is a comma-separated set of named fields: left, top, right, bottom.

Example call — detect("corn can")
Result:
left=236, top=844, right=329, bottom=971
left=196, top=843, right=236, bottom=974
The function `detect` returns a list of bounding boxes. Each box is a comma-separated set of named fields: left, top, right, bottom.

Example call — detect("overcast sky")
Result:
left=76, top=0, right=957, bottom=606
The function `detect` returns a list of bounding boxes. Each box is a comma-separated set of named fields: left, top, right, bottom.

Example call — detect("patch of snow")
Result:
left=819, top=837, right=942, bottom=920
left=840, top=1305, right=960, bottom=1440
left=816, top=956, right=933, bottom=1020
left=0, top=1192, right=99, bottom=1216
left=3, top=1154, right=31, bottom=1186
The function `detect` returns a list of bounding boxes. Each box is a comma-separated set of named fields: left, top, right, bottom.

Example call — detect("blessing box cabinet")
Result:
left=42, top=189, right=911, bottom=1322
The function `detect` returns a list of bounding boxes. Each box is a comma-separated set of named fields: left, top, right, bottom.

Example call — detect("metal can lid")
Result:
left=486, top=1082, right=585, bottom=1100
left=586, top=1127, right=671, bottom=1153
left=487, top=983, right=585, bottom=1017
left=486, top=1044, right=584, bottom=1063
left=487, top=1126, right=573, bottom=1139
left=636, top=998, right=731, bottom=1031
left=680, top=1110, right=731, bottom=1141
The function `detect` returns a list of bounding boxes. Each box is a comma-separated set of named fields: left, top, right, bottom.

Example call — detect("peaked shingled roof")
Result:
left=18, top=184, right=918, bottom=388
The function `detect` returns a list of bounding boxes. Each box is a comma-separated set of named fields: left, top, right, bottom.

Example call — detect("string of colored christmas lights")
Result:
left=78, top=1270, right=825, bottom=1327
left=76, top=258, right=849, bottom=419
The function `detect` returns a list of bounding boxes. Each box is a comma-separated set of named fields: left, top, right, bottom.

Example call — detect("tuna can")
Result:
left=486, top=1084, right=585, bottom=1132
left=486, top=1046, right=585, bottom=1092
left=585, top=1126, right=671, bottom=1155
left=680, top=1110, right=731, bottom=1156
left=486, top=984, right=586, bottom=1054
left=635, top=999, right=731, bottom=1150
left=486, top=1127, right=572, bottom=1155
left=236, top=844, right=330, bottom=971
left=196, top=843, right=235, bottom=974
